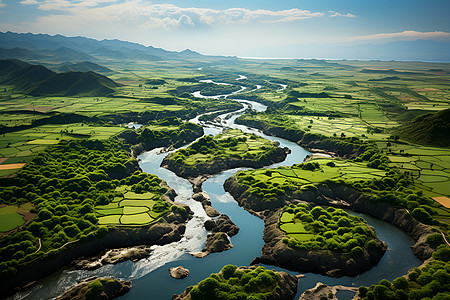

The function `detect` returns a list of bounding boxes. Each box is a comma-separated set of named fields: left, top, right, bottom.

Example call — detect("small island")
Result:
left=172, top=265, right=299, bottom=300
left=161, top=129, right=288, bottom=178
left=259, top=203, right=387, bottom=277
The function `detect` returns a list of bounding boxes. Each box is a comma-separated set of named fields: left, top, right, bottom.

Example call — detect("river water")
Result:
left=10, top=76, right=421, bottom=300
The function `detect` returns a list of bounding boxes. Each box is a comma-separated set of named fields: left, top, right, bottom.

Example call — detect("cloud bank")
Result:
left=349, top=30, right=450, bottom=42
left=19, top=0, right=325, bottom=29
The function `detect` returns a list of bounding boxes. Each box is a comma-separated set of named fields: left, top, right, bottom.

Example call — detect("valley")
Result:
left=0, top=32, right=449, bottom=300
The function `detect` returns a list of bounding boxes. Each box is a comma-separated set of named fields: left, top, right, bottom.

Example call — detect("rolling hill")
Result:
left=0, top=59, right=120, bottom=96
left=396, top=109, right=450, bottom=147
left=28, top=71, right=121, bottom=97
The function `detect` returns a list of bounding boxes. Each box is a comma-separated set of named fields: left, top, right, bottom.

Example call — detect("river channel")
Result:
left=10, top=77, right=422, bottom=300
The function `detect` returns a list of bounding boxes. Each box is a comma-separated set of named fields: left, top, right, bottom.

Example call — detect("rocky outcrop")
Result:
left=298, top=282, right=357, bottom=300
left=169, top=266, right=190, bottom=279
left=72, top=246, right=153, bottom=270
left=204, top=214, right=239, bottom=237
left=193, top=214, right=240, bottom=258
left=161, top=146, right=289, bottom=179
left=192, top=191, right=220, bottom=217
left=56, top=277, right=131, bottom=300
left=172, top=266, right=299, bottom=300
left=258, top=210, right=387, bottom=277
left=224, top=177, right=435, bottom=262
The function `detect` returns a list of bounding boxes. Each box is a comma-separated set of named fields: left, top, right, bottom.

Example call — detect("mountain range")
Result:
left=0, top=31, right=204, bottom=63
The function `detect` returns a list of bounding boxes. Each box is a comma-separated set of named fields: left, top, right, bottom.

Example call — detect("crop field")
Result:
left=278, top=204, right=377, bottom=252
left=0, top=124, right=124, bottom=176
left=377, top=141, right=450, bottom=197
left=279, top=114, right=389, bottom=140
left=245, top=158, right=386, bottom=187
left=96, top=186, right=170, bottom=226
left=0, top=203, right=35, bottom=232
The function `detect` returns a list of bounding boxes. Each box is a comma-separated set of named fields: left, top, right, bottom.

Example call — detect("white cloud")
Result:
left=329, top=11, right=356, bottom=18
left=19, top=0, right=324, bottom=29
left=349, top=30, right=450, bottom=42
left=0, top=0, right=7, bottom=8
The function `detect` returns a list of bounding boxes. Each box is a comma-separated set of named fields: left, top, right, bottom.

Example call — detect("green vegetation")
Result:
left=235, top=158, right=387, bottom=206
left=174, top=129, right=278, bottom=165
left=120, top=116, right=203, bottom=155
left=96, top=186, right=170, bottom=226
left=358, top=245, right=450, bottom=300
left=235, top=155, right=450, bottom=234
left=280, top=203, right=378, bottom=253
left=395, top=109, right=450, bottom=147
left=184, top=265, right=283, bottom=300
left=0, top=59, right=120, bottom=97
left=0, top=139, right=171, bottom=278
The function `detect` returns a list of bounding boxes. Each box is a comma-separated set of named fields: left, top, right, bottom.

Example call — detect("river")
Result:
left=9, top=76, right=422, bottom=300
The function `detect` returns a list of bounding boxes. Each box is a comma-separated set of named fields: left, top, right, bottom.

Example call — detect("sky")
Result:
left=0, top=0, right=449, bottom=60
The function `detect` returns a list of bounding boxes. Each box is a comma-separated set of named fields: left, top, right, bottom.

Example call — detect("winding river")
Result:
left=10, top=76, right=422, bottom=300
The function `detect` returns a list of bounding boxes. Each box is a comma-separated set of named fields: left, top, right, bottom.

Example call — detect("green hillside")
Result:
left=28, top=71, right=120, bottom=97
left=396, top=109, right=450, bottom=147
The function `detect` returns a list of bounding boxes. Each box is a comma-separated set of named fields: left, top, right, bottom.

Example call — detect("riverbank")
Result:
left=254, top=209, right=387, bottom=277
left=1, top=184, right=192, bottom=297
left=161, top=129, right=289, bottom=179
left=56, top=277, right=131, bottom=300
left=224, top=176, right=435, bottom=263
left=235, top=116, right=368, bottom=159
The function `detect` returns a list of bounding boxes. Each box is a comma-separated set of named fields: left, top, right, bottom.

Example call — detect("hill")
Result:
left=28, top=71, right=121, bottom=97
left=396, top=109, right=450, bottom=147
left=0, top=59, right=120, bottom=96
left=57, top=61, right=114, bottom=74
left=0, top=60, right=56, bottom=90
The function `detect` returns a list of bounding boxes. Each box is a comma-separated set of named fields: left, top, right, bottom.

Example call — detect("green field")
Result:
left=0, top=204, right=34, bottom=232
left=96, top=186, right=170, bottom=226
left=169, top=128, right=280, bottom=166
left=279, top=204, right=378, bottom=253
left=237, top=158, right=387, bottom=193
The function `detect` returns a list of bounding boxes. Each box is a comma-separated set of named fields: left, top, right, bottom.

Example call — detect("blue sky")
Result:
left=0, top=0, right=449, bottom=59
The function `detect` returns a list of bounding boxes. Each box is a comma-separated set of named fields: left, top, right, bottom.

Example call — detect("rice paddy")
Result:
left=96, top=186, right=170, bottom=226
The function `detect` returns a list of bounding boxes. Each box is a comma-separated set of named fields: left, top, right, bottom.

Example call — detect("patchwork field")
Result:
left=241, top=158, right=387, bottom=188
left=96, top=186, right=171, bottom=226
left=0, top=124, right=125, bottom=176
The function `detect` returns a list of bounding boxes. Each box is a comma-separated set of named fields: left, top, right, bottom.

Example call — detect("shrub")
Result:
left=411, top=208, right=433, bottom=224
left=86, top=280, right=103, bottom=298
left=432, top=245, right=450, bottom=262
left=222, top=265, right=237, bottom=279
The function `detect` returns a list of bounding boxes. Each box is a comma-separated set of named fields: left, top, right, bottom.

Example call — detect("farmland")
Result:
left=96, top=186, right=171, bottom=226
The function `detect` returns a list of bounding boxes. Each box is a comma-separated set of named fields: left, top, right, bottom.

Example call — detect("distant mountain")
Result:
left=0, top=47, right=48, bottom=61
left=57, top=61, right=114, bottom=74
left=0, top=31, right=206, bottom=62
left=0, top=59, right=120, bottom=96
left=28, top=71, right=120, bottom=97
left=396, top=109, right=450, bottom=147
left=47, top=47, right=97, bottom=62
